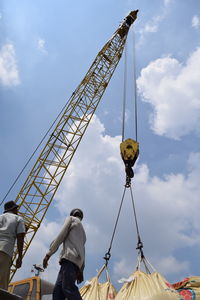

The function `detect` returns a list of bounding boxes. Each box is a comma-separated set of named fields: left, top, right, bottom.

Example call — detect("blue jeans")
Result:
left=53, top=259, right=82, bottom=300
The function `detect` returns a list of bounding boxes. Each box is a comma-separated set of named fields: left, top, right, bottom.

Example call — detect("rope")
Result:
left=104, top=30, right=144, bottom=271
left=130, top=184, right=143, bottom=252
left=104, top=177, right=147, bottom=272
left=122, top=43, right=127, bottom=142
left=0, top=99, right=70, bottom=207
left=130, top=184, right=149, bottom=272
left=112, top=26, right=141, bottom=270
left=130, top=185, right=140, bottom=241
left=122, top=29, right=138, bottom=142
left=104, top=185, right=127, bottom=265
left=132, top=29, right=138, bottom=142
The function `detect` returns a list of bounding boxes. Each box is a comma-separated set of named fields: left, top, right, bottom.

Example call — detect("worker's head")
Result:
left=70, top=208, right=83, bottom=220
left=4, top=201, right=19, bottom=214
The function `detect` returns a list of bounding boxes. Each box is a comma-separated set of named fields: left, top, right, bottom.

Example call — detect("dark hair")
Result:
left=4, top=201, right=19, bottom=213
left=70, top=208, right=83, bottom=220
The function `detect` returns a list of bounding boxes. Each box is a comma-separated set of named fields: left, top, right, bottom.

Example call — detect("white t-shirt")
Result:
left=0, top=212, right=25, bottom=257
left=47, top=216, right=86, bottom=270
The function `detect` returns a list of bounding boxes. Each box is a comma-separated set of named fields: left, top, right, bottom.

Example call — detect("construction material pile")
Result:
left=80, top=266, right=184, bottom=300
left=115, top=270, right=182, bottom=300
left=80, top=265, right=117, bottom=300
left=172, top=276, right=200, bottom=300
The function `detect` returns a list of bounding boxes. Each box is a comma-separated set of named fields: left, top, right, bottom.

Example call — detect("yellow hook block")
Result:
left=120, top=138, right=139, bottom=178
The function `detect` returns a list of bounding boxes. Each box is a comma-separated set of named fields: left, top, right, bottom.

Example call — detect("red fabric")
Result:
left=179, top=289, right=193, bottom=300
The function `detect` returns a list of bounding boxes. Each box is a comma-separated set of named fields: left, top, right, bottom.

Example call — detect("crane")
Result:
left=9, top=10, right=138, bottom=281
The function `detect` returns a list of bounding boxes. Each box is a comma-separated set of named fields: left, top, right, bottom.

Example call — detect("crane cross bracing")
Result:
left=10, top=10, right=138, bottom=280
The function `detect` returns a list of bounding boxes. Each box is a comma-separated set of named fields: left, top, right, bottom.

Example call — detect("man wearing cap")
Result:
left=0, top=201, right=26, bottom=290
left=43, top=208, right=86, bottom=300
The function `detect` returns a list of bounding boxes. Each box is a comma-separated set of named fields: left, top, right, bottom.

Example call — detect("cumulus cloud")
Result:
left=139, top=15, right=163, bottom=40
left=157, top=256, right=189, bottom=276
left=192, top=15, right=200, bottom=29
left=111, top=151, right=200, bottom=280
left=14, top=220, right=62, bottom=283
left=0, top=43, right=20, bottom=86
left=37, top=38, right=48, bottom=55
left=114, top=258, right=135, bottom=280
left=137, top=1, right=172, bottom=46
left=12, top=117, right=200, bottom=286
left=137, top=0, right=174, bottom=40
left=137, top=12, right=166, bottom=47
left=137, top=48, right=200, bottom=139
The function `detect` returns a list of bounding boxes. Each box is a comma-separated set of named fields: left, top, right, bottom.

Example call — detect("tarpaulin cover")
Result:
left=80, top=265, right=117, bottom=300
left=115, top=270, right=182, bottom=300
left=172, top=277, right=200, bottom=300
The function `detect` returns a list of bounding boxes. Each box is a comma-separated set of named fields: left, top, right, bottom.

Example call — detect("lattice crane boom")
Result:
left=10, top=10, right=138, bottom=280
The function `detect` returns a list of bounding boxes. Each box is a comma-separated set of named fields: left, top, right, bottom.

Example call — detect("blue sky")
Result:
left=1, top=0, right=200, bottom=291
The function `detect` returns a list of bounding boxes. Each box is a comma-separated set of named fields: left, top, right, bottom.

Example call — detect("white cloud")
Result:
left=0, top=43, right=20, bottom=86
left=137, top=1, right=172, bottom=46
left=114, top=258, right=135, bottom=280
left=143, top=23, right=158, bottom=33
left=137, top=48, right=200, bottom=139
left=37, top=38, right=48, bottom=55
left=139, top=15, right=163, bottom=38
left=137, top=13, right=165, bottom=47
left=13, top=220, right=62, bottom=283
left=157, top=256, right=189, bottom=276
left=12, top=117, right=200, bottom=286
left=192, top=15, right=200, bottom=29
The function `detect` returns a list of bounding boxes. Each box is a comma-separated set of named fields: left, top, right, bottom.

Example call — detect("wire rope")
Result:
left=130, top=185, right=141, bottom=240
left=130, top=184, right=151, bottom=273
left=104, top=185, right=127, bottom=265
left=122, top=43, right=127, bottom=142
left=122, top=28, right=138, bottom=142
left=132, top=29, right=138, bottom=142
left=104, top=28, right=141, bottom=265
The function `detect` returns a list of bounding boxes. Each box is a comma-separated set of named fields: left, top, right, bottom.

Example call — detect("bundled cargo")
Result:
left=80, top=264, right=117, bottom=300
left=172, top=276, right=200, bottom=299
left=115, top=270, right=182, bottom=300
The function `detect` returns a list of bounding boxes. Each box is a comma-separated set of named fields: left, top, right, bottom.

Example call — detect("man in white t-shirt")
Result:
left=0, top=201, right=26, bottom=290
left=43, top=208, right=86, bottom=300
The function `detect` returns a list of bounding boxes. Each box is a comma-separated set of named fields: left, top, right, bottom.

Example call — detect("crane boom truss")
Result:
left=10, top=10, right=138, bottom=280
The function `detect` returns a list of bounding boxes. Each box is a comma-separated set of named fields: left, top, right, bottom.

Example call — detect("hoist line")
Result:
left=105, top=28, right=141, bottom=269
left=130, top=183, right=148, bottom=271
left=104, top=180, right=145, bottom=268
left=122, top=43, right=127, bottom=142
left=121, top=28, right=138, bottom=142
left=136, top=254, right=151, bottom=274
left=104, top=185, right=127, bottom=265
left=130, top=185, right=141, bottom=241
left=0, top=100, right=70, bottom=207
left=132, top=29, right=138, bottom=142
